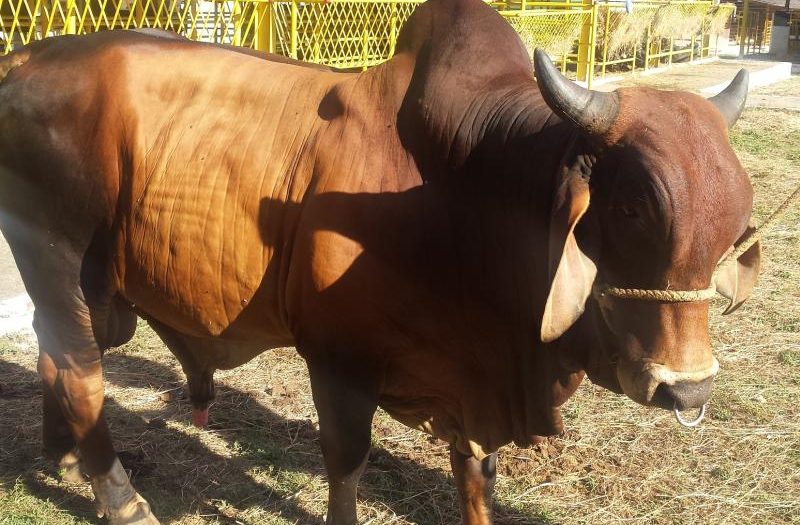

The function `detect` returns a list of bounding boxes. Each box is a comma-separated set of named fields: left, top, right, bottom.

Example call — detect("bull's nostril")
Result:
left=657, top=376, right=714, bottom=410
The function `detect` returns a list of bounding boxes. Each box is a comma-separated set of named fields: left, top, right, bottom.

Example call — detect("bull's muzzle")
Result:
left=617, top=357, right=720, bottom=410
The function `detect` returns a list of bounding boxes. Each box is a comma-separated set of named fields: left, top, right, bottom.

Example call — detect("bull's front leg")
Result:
left=35, top=313, right=159, bottom=525
left=450, top=447, right=498, bottom=525
left=306, top=352, right=380, bottom=525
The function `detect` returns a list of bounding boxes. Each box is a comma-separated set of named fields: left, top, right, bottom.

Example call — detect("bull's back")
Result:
left=0, top=32, right=416, bottom=346
left=0, top=32, right=349, bottom=343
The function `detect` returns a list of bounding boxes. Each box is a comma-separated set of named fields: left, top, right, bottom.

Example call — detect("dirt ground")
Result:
left=0, top=64, right=798, bottom=525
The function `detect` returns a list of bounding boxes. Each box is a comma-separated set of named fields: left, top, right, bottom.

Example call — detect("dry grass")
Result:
left=650, top=4, right=706, bottom=39
left=1, top=78, right=799, bottom=525
left=596, top=6, right=658, bottom=59
left=704, top=5, right=735, bottom=38
left=750, top=75, right=800, bottom=98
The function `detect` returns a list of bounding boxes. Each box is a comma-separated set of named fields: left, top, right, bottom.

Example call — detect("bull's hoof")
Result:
left=100, top=493, right=161, bottom=525
left=191, top=407, right=209, bottom=428
left=92, top=457, right=161, bottom=525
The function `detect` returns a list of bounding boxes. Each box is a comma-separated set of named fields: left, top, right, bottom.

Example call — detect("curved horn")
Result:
left=709, top=69, right=749, bottom=129
left=533, top=48, right=619, bottom=136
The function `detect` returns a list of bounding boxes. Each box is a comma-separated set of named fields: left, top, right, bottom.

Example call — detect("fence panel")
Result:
left=0, top=0, right=737, bottom=84
left=271, top=0, right=419, bottom=69
left=499, top=4, right=591, bottom=77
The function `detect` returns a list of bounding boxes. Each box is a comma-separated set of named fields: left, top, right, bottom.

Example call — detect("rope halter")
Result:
left=593, top=183, right=800, bottom=304
left=593, top=284, right=717, bottom=303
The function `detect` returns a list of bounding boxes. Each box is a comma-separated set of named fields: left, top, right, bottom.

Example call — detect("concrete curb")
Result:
left=701, top=61, right=793, bottom=95
left=0, top=293, right=34, bottom=337
left=640, top=56, right=721, bottom=77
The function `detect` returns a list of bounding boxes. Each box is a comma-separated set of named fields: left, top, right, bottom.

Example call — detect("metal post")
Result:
left=65, top=0, right=77, bottom=34
left=601, top=3, right=610, bottom=77
left=361, top=8, right=369, bottom=70
left=188, top=0, right=198, bottom=40
left=254, top=1, right=274, bottom=53
left=388, top=1, right=398, bottom=58
left=290, top=0, right=298, bottom=59
left=739, top=0, right=750, bottom=56
left=577, top=0, right=598, bottom=86
left=39, top=0, right=51, bottom=38
left=576, top=0, right=594, bottom=84
left=668, top=36, right=674, bottom=65
left=233, top=0, right=243, bottom=46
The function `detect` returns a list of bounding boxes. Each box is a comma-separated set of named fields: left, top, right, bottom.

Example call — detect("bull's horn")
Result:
left=533, top=49, right=619, bottom=136
left=708, top=69, right=749, bottom=129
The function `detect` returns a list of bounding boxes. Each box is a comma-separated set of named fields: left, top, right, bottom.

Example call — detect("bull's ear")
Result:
left=541, top=156, right=597, bottom=343
left=714, top=224, right=761, bottom=315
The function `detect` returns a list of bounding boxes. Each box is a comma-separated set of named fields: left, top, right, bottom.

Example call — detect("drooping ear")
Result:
left=714, top=224, right=761, bottom=315
left=541, top=151, right=597, bottom=343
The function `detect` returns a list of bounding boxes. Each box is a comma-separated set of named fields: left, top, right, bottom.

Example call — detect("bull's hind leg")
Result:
left=41, top=294, right=137, bottom=483
left=3, top=227, right=158, bottom=524
left=34, top=296, right=158, bottom=525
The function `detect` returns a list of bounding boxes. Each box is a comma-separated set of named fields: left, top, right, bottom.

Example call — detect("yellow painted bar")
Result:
left=576, top=0, right=594, bottom=83
left=290, top=0, right=298, bottom=59
left=254, top=1, right=274, bottom=53
left=739, top=0, right=750, bottom=56
left=388, top=1, right=399, bottom=57
left=65, top=0, right=78, bottom=34
left=233, top=0, right=243, bottom=46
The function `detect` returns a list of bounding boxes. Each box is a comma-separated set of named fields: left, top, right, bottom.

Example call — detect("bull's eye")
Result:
left=618, top=205, right=638, bottom=219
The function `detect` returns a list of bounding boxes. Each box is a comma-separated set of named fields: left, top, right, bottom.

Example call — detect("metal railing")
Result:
left=593, top=1, right=735, bottom=79
left=734, top=5, right=772, bottom=55
left=0, top=0, right=736, bottom=86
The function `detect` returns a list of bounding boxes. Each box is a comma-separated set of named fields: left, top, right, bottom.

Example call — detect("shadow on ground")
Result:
left=0, top=349, right=552, bottom=525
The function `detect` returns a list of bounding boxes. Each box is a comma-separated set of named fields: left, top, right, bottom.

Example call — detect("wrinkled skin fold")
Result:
left=0, top=0, right=757, bottom=523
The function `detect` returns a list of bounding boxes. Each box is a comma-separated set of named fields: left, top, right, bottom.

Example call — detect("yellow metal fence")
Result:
left=0, top=0, right=736, bottom=85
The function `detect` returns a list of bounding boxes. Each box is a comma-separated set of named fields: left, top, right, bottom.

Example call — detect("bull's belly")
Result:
left=118, top=187, right=291, bottom=343
left=122, top=266, right=291, bottom=344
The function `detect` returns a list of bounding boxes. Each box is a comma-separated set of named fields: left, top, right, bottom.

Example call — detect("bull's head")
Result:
left=534, top=50, right=760, bottom=414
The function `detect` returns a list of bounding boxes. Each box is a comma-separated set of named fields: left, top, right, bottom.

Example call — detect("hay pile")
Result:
left=651, top=3, right=708, bottom=39
left=595, top=5, right=659, bottom=59
left=595, top=2, right=730, bottom=62
left=705, top=4, right=736, bottom=37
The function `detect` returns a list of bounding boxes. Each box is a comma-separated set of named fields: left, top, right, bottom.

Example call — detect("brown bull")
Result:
left=0, top=0, right=759, bottom=523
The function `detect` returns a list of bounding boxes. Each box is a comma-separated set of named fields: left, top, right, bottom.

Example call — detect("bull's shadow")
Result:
left=0, top=355, right=323, bottom=525
left=0, top=347, right=555, bottom=524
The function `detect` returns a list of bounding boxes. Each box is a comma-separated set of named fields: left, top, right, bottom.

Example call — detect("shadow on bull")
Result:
left=0, top=353, right=554, bottom=524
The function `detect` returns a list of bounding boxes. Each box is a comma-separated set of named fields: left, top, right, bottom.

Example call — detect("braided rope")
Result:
left=594, top=183, right=800, bottom=303
left=595, top=284, right=717, bottom=302
left=713, top=183, right=800, bottom=278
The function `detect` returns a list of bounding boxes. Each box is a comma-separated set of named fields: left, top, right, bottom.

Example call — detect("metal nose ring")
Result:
left=674, top=403, right=706, bottom=427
